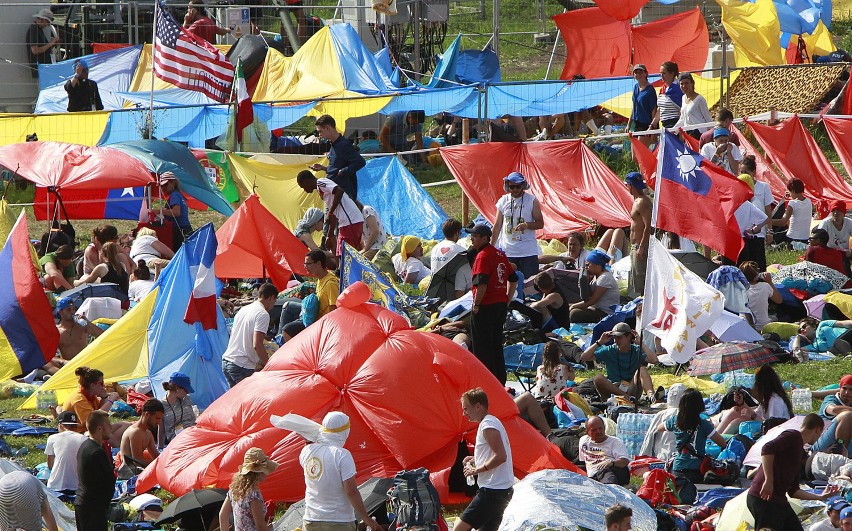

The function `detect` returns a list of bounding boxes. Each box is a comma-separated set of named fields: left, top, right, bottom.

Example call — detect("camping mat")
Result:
left=716, top=64, right=845, bottom=118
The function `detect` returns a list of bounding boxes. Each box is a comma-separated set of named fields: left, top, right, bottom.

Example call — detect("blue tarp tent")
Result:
left=148, top=224, right=230, bottom=409
left=36, top=45, right=142, bottom=113
left=357, top=156, right=448, bottom=240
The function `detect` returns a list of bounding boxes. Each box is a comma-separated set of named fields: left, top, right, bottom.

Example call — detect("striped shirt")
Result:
left=657, top=82, right=684, bottom=124
left=0, top=471, right=46, bottom=531
left=162, top=395, right=197, bottom=444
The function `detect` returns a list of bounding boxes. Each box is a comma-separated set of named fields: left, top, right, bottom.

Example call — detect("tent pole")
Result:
left=544, top=8, right=566, bottom=80
left=413, top=0, right=421, bottom=80
left=492, top=0, right=500, bottom=60
left=147, top=0, right=158, bottom=139
left=461, top=118, right=470, bottom=224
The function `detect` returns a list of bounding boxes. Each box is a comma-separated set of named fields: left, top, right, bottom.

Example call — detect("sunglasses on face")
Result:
left=507, top=184, right=523, bottom=190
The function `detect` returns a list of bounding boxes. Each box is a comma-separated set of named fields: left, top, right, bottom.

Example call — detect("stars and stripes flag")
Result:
left=153, top=1, right=233, bottom=103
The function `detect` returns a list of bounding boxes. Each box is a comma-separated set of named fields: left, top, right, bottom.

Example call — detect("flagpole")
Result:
left=230, top=58, right=239, bottom=152
left=641, top=128, right=666, bottom=339
left=147, top=0, right=159, bottom=139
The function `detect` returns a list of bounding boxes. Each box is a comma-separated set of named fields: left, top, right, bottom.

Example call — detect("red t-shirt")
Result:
left=805, top=245, right=847, bottom=276
left=471, top=244, right=512, bottom=306
left=185, top=16, right=218, bottom=44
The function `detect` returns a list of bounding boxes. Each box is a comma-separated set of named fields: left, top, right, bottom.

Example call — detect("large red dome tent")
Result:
left=137, top=282, right=574, bottom=502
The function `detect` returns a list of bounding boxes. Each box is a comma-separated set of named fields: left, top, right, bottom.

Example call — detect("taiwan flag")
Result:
left=654, top=132, right=752, bottom=261
left=182, top=224, right=219, bottom=330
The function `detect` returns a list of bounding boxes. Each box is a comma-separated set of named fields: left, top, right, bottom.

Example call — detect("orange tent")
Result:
left=136, top=283, right=574, bottom=502
left=214, top=194, right=309, bottom=289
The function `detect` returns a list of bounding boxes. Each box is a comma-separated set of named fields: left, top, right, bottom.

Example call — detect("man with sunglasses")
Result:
left=491, top=172, right=544, bottom=279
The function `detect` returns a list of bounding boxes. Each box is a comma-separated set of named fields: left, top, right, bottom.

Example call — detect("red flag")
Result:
left=747, top=116, right=852, bottom=203
left=153, top=0, right=233, bottom=102
left=655, top=132, right=752, bottom=260
left=630, top=136, right=658, bottom=189
left=729, top=126, right=787, bottom=200
left=820, top=117, right=852, bottom=211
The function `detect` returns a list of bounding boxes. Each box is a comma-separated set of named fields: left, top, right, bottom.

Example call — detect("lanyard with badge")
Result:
left=505, top=194, right=525, bottom=242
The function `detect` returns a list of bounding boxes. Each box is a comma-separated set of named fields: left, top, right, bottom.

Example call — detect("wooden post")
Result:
left=461, top=118, right=470, bottom=224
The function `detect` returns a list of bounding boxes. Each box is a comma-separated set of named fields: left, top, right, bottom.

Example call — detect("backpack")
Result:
left=388, top=468, right=441, bottom=530
left=636, top=468, right=681, bottom=507
left=547, top=427, right=583, bottom=462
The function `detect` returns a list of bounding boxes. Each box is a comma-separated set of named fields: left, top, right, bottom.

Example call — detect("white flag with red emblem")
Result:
left=640, top=237, right=725, bottom=364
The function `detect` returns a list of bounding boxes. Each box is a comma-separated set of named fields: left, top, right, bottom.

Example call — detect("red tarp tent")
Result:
left=554, top=7, right=709, bottom=80
left=730, top=126, right=787, bottom=200
left=594, top=0, right=649, bottom=21
left=821, top=117, right=852, bottom=211
left=746, top=116, right=852, bottom=213
left=0, top=142, right=154, bottom=190
left=440, top=140, right=633, bottom=236
left=215, top=194, right=309, bottom=290
left=136, top=283, right=574, bottom=502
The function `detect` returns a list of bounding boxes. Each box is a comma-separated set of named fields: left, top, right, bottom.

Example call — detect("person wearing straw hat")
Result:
left=219, top=448, right=278, bottom=531
left=491, top=172, right=544, bottom=279
left=26, top=8, right=60, bottom=78
left=271, top=412, right=382, bottom=531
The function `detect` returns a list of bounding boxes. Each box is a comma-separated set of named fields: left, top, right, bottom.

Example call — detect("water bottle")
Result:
left=792, top=388, right=812, bottom=413
left=466, top=474, right=475, bottom=486
left=36, top=391, right=47, bottom=410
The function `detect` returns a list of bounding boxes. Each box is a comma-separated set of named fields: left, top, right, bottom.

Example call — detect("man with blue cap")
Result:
left=841, top=505, right=852, bottom=531
left=55, top=298, right=103, bottom=362
left=625, top=172, right=652, bottom=297
left=64, top=59, right=103, bottom=112
left=811, top=497, right=849, bottom=531
left=491, top=172, right=544, bottom=279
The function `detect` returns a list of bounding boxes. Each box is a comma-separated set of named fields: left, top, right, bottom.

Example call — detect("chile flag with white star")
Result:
left=655, top=131, right=753, bottom=261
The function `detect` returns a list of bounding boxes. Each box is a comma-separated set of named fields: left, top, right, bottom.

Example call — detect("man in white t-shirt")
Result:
left=297, top=170, right=365, bottom=257
left=491, top=172, right=544, bottom=279
left=456, top=388, right=513, bottom=531
left=431, top=218, right=473, bottom=298
left=45, top=410, right=87, bottom=497
left=819, top=201, right=852, bottom=257
left=700, top=128, right=742, bottom=175
left=293, top=412, right=381, bottom=531
left=221, top=283, right=278, bottom=387
left=579, top=415, right=630, bottom=486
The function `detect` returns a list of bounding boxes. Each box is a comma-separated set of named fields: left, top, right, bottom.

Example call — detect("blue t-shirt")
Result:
left=665, top=416, right=715, bottom=471
left=168, top=191, right=191, bottom=231
left=594, top=344, right=645, bottom=384
left=819, top=394, right=843, bottom=421
left=631, top=84, right=657, bottom=125
left=814, top=320, right=845, bottom=353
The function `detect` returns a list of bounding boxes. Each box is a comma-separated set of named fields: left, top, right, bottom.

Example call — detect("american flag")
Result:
left=153, top=1, right=233, bottom=103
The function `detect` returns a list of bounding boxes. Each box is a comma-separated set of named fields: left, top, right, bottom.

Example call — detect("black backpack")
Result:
left=388, top=468, right=441, bottom=530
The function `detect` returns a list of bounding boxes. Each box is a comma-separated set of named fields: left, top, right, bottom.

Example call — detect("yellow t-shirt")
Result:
left=316, top=273, right=340, bottom=317
left=63, top=389, right=101, bottom=433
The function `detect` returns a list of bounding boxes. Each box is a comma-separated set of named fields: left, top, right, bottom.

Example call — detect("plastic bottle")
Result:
left=792, top=388, right=812, bottom=413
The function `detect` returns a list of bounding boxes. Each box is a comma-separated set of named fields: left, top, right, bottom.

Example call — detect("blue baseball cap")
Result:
left=74, top=59, right=89, bottom=70
left=54, top=297, right=75, bottom=316
left=713, top=127, right=730, bottom=139
left=585, top=249, right=611, bottom=267
left=625, top=171, right=646, bottom=190
left=168, top=372, right=194, bottom=394
left=829, top=497, right=849, bottom=512
left=841, top=506, right=852, bottom=520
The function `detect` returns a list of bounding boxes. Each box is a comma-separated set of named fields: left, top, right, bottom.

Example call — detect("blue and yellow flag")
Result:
left=340, top=243, right=404, bottom=313
left=0, top=211, right=60, bottom=380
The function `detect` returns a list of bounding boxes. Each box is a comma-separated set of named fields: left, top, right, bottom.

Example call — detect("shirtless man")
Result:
left=55, top=298, right=103, bottom=363
left=119, top=398, right=163, bottom=470
left=626, top=172, right=652, bottom=297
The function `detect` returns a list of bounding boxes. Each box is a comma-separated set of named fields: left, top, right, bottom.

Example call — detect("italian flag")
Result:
left=235, top=58, right=253, bottom=142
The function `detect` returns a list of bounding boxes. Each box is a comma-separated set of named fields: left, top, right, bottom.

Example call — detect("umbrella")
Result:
left=687, top=342, right=777, bottom=376
left=709, top=311, right=763, bottom=343
left=157, top=488, right=228, bottom=529
left=57, top=282, right=128, bottom=308
left=274, top=477, right=393, bottom=531
left=670, top=250, right=719, bottom=280
left=804, top=293, right=827, bottom=319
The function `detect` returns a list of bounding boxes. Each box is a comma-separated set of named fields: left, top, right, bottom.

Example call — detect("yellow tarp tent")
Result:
left=20, top=289, right=158, bottom=409
left=226, top=154, right=325, bottom=231
left=252, top=28, right=392, bottom=127
left=0, top=112, right=110, bottom=147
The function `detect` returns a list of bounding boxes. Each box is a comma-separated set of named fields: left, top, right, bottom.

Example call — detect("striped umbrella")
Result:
left=687, top=342, right=777, bottom=376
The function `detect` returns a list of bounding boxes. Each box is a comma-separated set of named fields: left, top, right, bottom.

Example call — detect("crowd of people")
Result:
left=10, top=39, right=852, bottom=528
